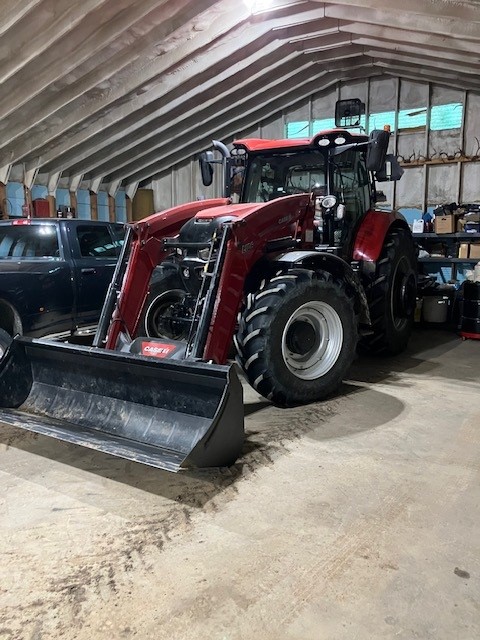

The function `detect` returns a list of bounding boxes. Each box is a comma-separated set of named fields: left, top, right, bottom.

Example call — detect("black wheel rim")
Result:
left=146, top=290, right=190, bottom=340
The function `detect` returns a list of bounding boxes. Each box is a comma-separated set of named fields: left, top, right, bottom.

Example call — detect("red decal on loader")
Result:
left=141, top=342, right=176, bottom=358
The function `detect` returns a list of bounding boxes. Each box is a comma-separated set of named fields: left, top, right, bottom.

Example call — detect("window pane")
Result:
left=77, top=225, right=116, bottom=258
left=0, top=224, right=59, bottom=258
left=368, top=111, right=396, bottom=133
left=111, top=225, right=126, bottom=255
left=398, top=108, right=427, bottom=129
left=312, top=117, right=336, bottom=132
left=430, top=103, right=463, bottom=130
left=286, top=121, right=309, bottom=138
left=244, top=152, right=326, bottom=202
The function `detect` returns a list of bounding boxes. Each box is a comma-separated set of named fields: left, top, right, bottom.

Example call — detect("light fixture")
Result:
left=318, top=137, right=330, bottom=147
left=334, top=135, right=346, bottom=145
left=321, top=195, right=337, bottom=209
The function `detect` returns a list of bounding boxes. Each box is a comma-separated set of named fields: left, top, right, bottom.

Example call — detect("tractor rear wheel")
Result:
left=236, top=269, right=357, bottom=406
left=361, top=227, right=417, bottom=354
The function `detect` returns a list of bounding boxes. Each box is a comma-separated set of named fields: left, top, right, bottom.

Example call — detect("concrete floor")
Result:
left=0, top=328, right=479, bottom=640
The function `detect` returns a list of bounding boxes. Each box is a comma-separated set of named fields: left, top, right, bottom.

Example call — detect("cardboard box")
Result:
left=458, top=243, right=470, bottom=259
left=469, top=243, right=480, bottom=259
left=434, top=215, right=454, bottom=234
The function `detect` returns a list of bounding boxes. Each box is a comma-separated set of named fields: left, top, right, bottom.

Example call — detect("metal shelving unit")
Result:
left=414, top=232, right=480, bottom=281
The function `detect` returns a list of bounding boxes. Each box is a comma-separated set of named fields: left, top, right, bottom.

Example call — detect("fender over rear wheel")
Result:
left=236, top=269, right=357, bottom=406
left=361, top=227, right=417, bottom=354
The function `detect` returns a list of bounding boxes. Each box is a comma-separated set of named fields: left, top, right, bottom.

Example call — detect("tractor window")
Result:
left=243, top=152, right=326, bottom=203
left=230, top=163, right=246, bottom=204
left=332, top=148, right=370, bottom=221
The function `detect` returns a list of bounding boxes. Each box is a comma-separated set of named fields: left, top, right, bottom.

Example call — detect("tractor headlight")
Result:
left=317, top=137, right=330, bottom=147
left=321, top=195, right=337, bottom=209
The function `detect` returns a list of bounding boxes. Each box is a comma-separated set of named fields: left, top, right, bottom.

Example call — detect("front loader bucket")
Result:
left=0, top=337, right=244, bottom=472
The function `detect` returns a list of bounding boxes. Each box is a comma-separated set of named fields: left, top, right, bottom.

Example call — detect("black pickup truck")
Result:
left=0, top=218, right=125, bottom=341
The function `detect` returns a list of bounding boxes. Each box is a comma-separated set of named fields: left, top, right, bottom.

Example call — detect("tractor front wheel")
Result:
left=236, top=269, right=357, bottom=406
left=139, top=272, right=192, bottom=341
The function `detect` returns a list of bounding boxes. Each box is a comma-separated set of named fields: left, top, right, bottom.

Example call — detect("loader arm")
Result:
left=199, top=194, right=315, bottom=364
left=105, top=199, right=230, bottom=350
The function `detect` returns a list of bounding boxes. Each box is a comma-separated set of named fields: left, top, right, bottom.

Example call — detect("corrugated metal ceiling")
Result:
left=1, top=0, right=479, bottom=192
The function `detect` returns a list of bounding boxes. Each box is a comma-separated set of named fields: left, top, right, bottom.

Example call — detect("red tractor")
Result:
left=0, top=100, right=416, bottom=472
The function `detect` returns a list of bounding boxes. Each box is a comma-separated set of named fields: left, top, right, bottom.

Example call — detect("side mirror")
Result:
left=375, top=154, right=404, bottom=182
left=335, top=98, right=365, bottom=128
left=366, top=129, right=390, bottom=172
left=198, top=151, right=214, bottom=186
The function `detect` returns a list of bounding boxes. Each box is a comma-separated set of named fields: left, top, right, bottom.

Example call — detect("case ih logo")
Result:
left=240, top=241, right=254, bottom=254
left=278, top=214, right=293, bottom=225
left=141, top=342, right=176, bottom=358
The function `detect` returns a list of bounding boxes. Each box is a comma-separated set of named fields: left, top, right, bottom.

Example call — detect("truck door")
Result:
left=0, top=220, right=74, bottom=337
left=71, top=223, right=121, bottom=328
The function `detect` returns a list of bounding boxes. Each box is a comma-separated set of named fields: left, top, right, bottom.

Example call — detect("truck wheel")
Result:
left=0, top=328, right=12, bottom=361
left=236, top=269, right=357, bottom=406
left=361, top=227, right=417, bottom=354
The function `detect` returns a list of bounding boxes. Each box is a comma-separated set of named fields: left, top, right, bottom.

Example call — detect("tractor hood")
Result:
left=178, top=195, right=311, bottom=248
left=193, top=194, right=311, bottom=223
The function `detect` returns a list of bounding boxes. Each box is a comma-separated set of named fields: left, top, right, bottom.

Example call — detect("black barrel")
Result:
left=0, top=336, right=244, bottom=472
left=460, top=281, right=480, bottom=339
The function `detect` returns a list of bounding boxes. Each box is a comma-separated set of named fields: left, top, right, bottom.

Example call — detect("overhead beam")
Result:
left=324, top=3, right=480, bottom=41
left=0, top=0, right=113, bottom=86
left=69, top=174, right=84, bottom=193
left=103, top=50, right=359, bottom=181
left=322, top=0, right=480, bottom=25
left=99, top=47, right=367, bottom=180
left=23, top=160, right=40, bottom=190
left=0, top=0, right=43, bottom=37
left=364, top=48, right=480, bottom=79
left=13, top=3, right=327, bottom=170
left=125, top=64, right=380, bottom=184
left=0, top=165, right=12, bottom=185
left=0, top=0, right=249, bottom=166
left=339, top=21, right=480, bottom=56
left=101, top=38, right=480, bottom=183
left=89, top=176, right=103, bottom=194
left=39, top=12, right=344, bottom=177
left=374, top=63, right=480, bottom=92
left=75, top=36, right=362, bottom=178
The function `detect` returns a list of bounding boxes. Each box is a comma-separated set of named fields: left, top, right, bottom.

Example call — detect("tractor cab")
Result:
left=199, top=99, right=403, bottom=257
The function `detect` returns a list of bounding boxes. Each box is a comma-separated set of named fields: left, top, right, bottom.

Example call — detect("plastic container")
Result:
left=422, top=295, right=449, bottom=323
left=474, top=262, right=480, bottom=282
